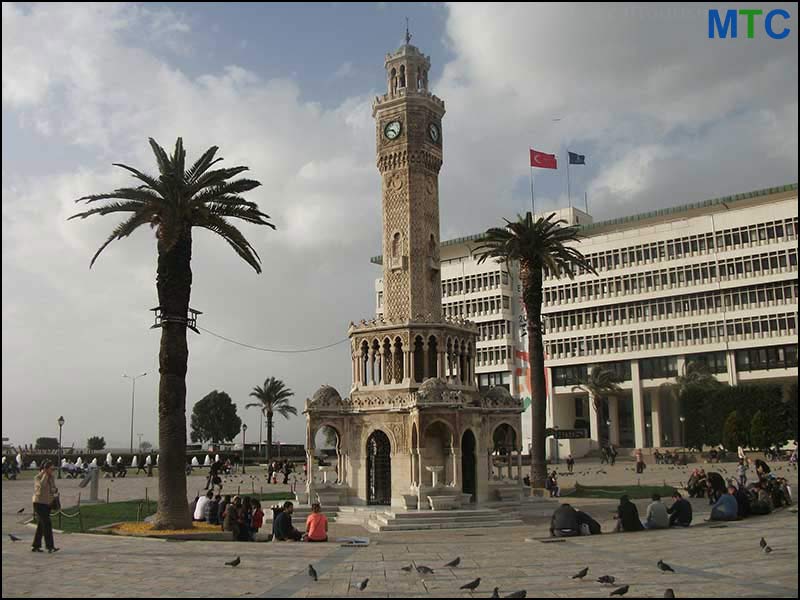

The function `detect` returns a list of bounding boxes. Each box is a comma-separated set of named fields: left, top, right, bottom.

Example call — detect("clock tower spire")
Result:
left=373, top=40, right=445, bottom=323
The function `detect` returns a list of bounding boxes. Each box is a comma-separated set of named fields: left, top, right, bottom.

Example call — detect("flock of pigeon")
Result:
left=216, top=548, right=788, bottom=597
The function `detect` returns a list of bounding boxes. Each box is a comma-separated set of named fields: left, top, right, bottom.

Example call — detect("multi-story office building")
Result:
left=373, top=183, right=798, bottom=455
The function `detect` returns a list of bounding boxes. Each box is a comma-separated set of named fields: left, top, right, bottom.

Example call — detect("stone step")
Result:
left=385, top=509, right=505, bottom=519
left=369, top=518, right=524, bottom=532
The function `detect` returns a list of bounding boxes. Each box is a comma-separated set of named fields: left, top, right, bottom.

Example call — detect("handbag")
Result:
left=50, top=496, right=61, bottom=511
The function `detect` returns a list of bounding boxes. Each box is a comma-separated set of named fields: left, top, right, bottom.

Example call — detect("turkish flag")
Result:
left=529, top=149, right=557, bottom=169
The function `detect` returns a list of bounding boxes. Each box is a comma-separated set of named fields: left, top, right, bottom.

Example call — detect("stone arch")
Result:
left=427, top=334, right=439, bottom=379
left=366, top=429, right=392, bottom=505
left=359, top=340, right=369, bottom=385
left=410, top=422, right=419, bottom=485
left=392, top=232, right=401, bottom=258
left=392, top=336, right=404, bottom=383
left=491, top=422, right=520, bottom=453
left=390, top=67, right=397, bottom=93
left=399, top=64, right=406, bottom=88
left=422, top=420, right=455, bottom=486
left=413, top=335, right=425, bottom=383
left=461, top=428, right=477, bottom=502
left=382, top=337, right=393, bottom=385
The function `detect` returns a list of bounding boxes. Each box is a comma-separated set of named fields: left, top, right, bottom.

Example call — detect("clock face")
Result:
left=428, top=123, right=440, bottom=143
left=384, top=120, right=402, bottom=140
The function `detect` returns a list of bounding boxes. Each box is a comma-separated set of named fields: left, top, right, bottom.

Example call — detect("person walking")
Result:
left=635, top=448, right=645, bottom=474
left=609, top=444, right=618, bottom=466
left=566, top=454, right=575, bottom=474
left=31, top=460, right=60, bottom=553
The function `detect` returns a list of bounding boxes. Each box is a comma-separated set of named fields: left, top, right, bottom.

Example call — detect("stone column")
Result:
left=516, top=449, right=523, bottom=482
left=390, top=346, right=397, bottom=384
left=726, top=350, right=739, bottom=386
left=631, top=360, right=646, bottom=449
left=403, top=349, right=411, bottom=384
left=376, top=352, right=383, bottom=385
left=368, top=349, right=376, bottom=385
left=409, top=348, right=416, bottom=384
left=305, top=449, right=315, bottom=506
left=588, top=392, right=601, bottom=448
left=546, top=367, right=557, bottom=428
left=651, top=392, right=662, bottom=448
left=437, top=351, right=446, bottom=379
left=608, top=396, right=621, bottom=446
left=450, top=448, right=460, bottom=487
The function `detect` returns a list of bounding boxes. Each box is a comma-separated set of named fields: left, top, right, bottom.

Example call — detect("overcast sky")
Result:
left=3, top=2, right=797, bottom=449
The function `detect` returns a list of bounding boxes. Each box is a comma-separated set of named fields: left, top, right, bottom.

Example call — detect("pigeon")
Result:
left=759, top=537, right=767, bottom=549
left=400, top=564, right=414, bottom=572
left=416, top=565, right=435, bottom=575
left=763, top=546, right=773, bottom=554
left=460, top=577, right=481, bottom=591
left=444, top=556, right=461, bottom=567
left=657, top=560, right=675, bottom=573
left=572, top=567, right=589, bottom=579
left=491, top=588, right=500, bottom=598
left=225, top=556, right=241, bottom=567
left=356, top=578, right=369, bottom=591
left=17, top=508, right=24, bottom=514
left=610, top=585, right=629, bottom=596
left=308, top=564, right=318, bottom=581
left=8, top=534, right=21, bottom=542
left=504, top=592, right=527, bottom=598
left=664, top=589, right=675, bottom=598
left=597, top=575, right=616, bottom=585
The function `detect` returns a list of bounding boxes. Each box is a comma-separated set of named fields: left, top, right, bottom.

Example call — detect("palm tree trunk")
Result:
left=152, top=228, right=193, bottom=530
left=523, top=265, right=548, bottom=488
left=266, top=412, right=273, bottom=466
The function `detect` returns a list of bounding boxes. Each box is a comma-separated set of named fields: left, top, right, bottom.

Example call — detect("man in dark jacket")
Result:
left=550, top=503, right=580, bottom=537
left=614, top=495, right=644, bottom=532
left=667, top=491, right=692, bottom=527
left=575, top=509, right=601, bottom=535
left=273, top=501, right=302, bottom=541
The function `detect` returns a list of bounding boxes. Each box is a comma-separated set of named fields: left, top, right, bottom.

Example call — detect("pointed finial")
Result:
left=405, top=17, right=412, bottom=44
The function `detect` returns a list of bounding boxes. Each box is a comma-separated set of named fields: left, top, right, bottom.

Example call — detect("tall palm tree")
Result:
left=246, top=377, right=297, bottom=465
left=473, top=212, right=596, bottom=487
left=571, top=365, right=623, bottom=445
left=70, top=138, right=274, bottom=529
left=668, top=360, right=723, bottom=399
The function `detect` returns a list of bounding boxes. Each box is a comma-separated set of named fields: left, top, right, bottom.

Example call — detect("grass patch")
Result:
left=565, top=484, right=676, bottom=500
left=52, top=492, right=293, bottom=534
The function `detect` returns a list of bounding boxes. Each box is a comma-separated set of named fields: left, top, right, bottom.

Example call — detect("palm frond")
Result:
left=88, top=209, right=155, bottom=268
left=184, top=146, right=220, bottom=183
left=195, top=215, right=262, bottom=273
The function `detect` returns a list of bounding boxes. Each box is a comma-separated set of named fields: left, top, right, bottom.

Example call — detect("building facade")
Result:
left=304, top=39, right=524, bottom=508
left=374, top=184, right=798, bottom=456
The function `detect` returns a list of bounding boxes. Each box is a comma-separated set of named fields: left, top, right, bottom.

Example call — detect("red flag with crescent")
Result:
left=529, top=149, right=557, bottom=169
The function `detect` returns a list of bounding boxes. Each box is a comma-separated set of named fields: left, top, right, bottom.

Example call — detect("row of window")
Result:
left=544, top=248, right=797, bottom=305
left=545, top=216, right=798, bottom=279
left=545, top=312, right=797, bottom=359
left=477, top=320, right=514, bottom=342
left=544, top=281, right=798, bottom=333
left=735, top=344, right=798, bottom=372
left=442, top=270, right=510, bottom=297
left=444, top=295, right=511, bottom=318
left=478, top=371, right=511, bottom=391
left=476, top=345, right=513, bottom=366
left=552, top=352, right=729, bottom=386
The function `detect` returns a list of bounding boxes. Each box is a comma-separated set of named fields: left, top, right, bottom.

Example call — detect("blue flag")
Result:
left=568, top=152, right=585, bottom=165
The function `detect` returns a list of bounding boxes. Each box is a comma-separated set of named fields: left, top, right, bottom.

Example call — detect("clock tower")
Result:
left=303, top=37, right=524, bottom=510
left=373, top=41, right=445, bottom=323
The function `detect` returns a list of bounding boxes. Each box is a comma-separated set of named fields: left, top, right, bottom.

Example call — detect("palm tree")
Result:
left=668, top=360, right=723, bottom=399
left=571, top=365, right=623, bottom=445
left=473, top=212, right=596, bottom=487
left=246, top=377, right=297, bottom=465
left=70, top=138, right=274, bottom=529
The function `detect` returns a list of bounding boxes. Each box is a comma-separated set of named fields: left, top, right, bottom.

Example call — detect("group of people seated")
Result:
left=191, top=491, right=265, bottom=541
left=612, top=492, right=693, bottom=532
left=653, top=449, right=688, bottom=465
left=271, top=501, right=328, bottom=542
left=544, top=471, right=560, bottom=497
left=549, top=503, right=601, bottom=537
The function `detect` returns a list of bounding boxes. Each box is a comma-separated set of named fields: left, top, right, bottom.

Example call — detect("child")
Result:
left=251, top=500, right=264, bottom=541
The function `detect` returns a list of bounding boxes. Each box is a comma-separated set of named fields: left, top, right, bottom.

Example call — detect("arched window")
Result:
left=390, top=68, right=397, bottom=93
left=393, top=232, right=401, bottom=257
left=399, top=65, right=406, bottom=88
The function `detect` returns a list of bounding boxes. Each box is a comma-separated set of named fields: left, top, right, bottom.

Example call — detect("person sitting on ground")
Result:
left=194, top=490, right=213, bottom=522
left=709, top=448, right=719, bottom=463
left=614, top=495, right=644, bottom=532
left=223, top=496, right=241, bottom=538
left=709, top=487, right=738, bottom=521
left=237, top=497, right=252, bottom=541
left=645, top=493, right=670, bottom=529
left=706, top=471, right=726, bottom=505
left=729, top=484, right=750, bottom=519
left=749, top=482, right=774, bottom=515
left=667, top=491, right=692, bottom=527
left=566, top=454, right=575, bottom=474
left=550, top=503, right=581, bottom=537
left=218, top=494, right=231, bottom=530
left=304, top=502, right=329, bottom=542
left=575, top=509, right=601, bottom=535
left=250, top=500, right=264, bottom=541
left=686, top=469, right=703, bottom=498
left=273, top=501, right=303, bottom=541
left=545, top=471, right=560, bottom=497
left=206, top=494, right=221, bottom=525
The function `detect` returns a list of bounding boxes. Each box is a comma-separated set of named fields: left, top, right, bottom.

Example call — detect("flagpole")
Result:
left=529, top=166, right=535, bottom=216
left=566, top=151, right=572, bottom=208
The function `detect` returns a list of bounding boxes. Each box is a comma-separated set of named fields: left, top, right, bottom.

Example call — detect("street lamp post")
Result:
left=57, top=416, right=65, bottom=479
left=679, top=416, right=686, bottom=447
left=123, top=372, right=147, bottom=454
left=553, top=426, right=560, bottom=465
left=241, top=423, right=248, bottom=474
